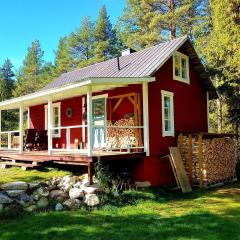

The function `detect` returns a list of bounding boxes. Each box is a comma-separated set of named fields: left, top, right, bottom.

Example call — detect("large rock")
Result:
left=6, top=190, right=26, bottom=198
left=63, top=199, right=81, bottom=210
left=32, top=190, right=41, bottom=201
left=55, top=203, right=64, bottom=211
left=49, top=190, right=68, bottom=203
left=81, top=184, right=101, bottom=194
left=69, top=188, right=84, bottom=199
left=28, top=182, right=41, bottom=190
left=73, top=181, right=82, bottom=189
left=16, top=194, right=33, bottom=207
left=0, top=193, right=13, bottom=204
left=37, top=187, right=50, bottom=197
left=1, top=182, right=28, bottom=191
left=84, top=194, right=100, bottom=207
left=36, top=197, right=49, bottom=209
left=24, top=205, right=37, bottom=212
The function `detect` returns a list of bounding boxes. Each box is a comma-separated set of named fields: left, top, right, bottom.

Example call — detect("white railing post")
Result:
left=66, top=128, right=70, bottom=150
left=8, top=132, right=11, bottom=149
left=48, top=99, right=53, bottom=155
left=142, top=81, right=150, bottom=156
left=87, top=86, right=93, bottom=156
left=19, top=105, right=24, bottom=153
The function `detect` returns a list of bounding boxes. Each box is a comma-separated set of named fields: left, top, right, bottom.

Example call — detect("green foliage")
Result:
left=54, top=37, right=74, bottom=77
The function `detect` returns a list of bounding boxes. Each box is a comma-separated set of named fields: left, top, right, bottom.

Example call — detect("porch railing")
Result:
left=0, top=131, right=20, bottom=150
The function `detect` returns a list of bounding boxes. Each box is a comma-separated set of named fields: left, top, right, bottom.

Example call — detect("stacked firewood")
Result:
left=179, top=136, right=237, bottom=186
left=106, top=118, right=138, bottom=149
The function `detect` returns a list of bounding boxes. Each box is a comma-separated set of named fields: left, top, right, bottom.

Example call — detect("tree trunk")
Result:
left=169, top=0, right=176, bottom=39
left=216, top=99, right=222, bottom=133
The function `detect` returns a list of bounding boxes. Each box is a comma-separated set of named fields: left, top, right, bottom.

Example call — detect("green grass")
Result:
left=0, top=167, right=70, bottom=184
left=0, top=181, right=240, bottom=240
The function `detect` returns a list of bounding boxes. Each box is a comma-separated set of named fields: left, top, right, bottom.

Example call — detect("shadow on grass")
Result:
left=0, top=208, right=240, bottom=240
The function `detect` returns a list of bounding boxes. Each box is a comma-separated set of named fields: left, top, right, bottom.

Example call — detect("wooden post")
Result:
left=198, top=133, right=203, bottom=188
left=87, top=86, right=93, bottom=157
left=0, top=109, right=1, bottom=149
left=19, top=105, right=24, bottom=153
left=206, top=91, right=210, bottom=132
left=48, top=99, right=53, bottom=155
left=142, top=82, right=150, bottom=156
left=188, top=134, right=193, bottom=184
left=88, top=160, right=93, bottom=185
left=178, top=133, right=183, bottom=154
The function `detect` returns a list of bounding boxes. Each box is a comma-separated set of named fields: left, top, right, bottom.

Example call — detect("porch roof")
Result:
left=0, top=77, right=155, bottom=110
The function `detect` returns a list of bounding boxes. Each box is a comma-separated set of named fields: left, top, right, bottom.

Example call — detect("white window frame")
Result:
left=161, top=90, right=174, bottom=137
left=44, top=102, right=61, bottom=138
left=173, top=51, right=190, bottom=84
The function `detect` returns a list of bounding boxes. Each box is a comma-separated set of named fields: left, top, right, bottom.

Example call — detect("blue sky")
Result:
left=0, top=0, right=125, bottom=70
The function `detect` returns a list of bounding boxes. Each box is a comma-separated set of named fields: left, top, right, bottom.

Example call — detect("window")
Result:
left=173, top=51, right=189, bottom=83
left=161, top=90, right=174, bottom=137
left=45, top=102, right=61, bottom=138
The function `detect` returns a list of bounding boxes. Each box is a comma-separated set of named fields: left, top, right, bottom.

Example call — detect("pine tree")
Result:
left=94, top=5, right=119, bottom=62
left=54, top=37, right=74, bottom=77
left=14, top=40, right=44, bottom=96
left=0, top=59, right=15, bottom=100
left=196, top=0, right=240, bottom=135
left=68, top=17, right=95, bottom=67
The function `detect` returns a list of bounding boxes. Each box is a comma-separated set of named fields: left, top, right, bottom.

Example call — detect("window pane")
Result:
left=181, top=58, right=187, bottom=79
left=165, top=120, right=171, bottom=131
left=174, top=55, right=180, bottom=77
left=164, top=96, right=170, bottom=108
left=164, top=108, right=169, bottom=120
left=53, top=106, right=60, bottom=135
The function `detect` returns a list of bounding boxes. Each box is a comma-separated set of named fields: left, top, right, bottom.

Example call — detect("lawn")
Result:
left=0, top=167, right=70, bottom=184
left=0, top=177, right=240, bottom=240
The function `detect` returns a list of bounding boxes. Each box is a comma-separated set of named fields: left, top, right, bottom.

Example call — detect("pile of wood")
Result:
left=106, top=117, right=139, bottom=149
left=178, top=134, right=237, bottom=187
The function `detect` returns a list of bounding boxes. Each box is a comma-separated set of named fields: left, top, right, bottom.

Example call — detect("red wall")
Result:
left=29, top=45, right=208, bottom=186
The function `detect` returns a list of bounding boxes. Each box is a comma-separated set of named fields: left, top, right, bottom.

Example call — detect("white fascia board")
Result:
left=90, top=77, right=156, bottom=84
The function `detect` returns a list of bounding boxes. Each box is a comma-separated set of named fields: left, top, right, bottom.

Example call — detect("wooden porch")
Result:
left=0, top=150, right=146, bottom=183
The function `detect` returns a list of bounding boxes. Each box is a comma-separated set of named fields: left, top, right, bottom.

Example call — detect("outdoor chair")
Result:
left=23, top=129, right=37, bottom=151
left=36, top=130, right=48, bottom=150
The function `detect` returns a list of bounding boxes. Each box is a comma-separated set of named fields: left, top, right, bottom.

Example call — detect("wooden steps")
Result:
left=0, top=161, right=39, bottom=170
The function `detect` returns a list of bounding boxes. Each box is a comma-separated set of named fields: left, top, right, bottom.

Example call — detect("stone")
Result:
left=28, top=182, right=41, bottom=190
left=84, top=194, right=100, bottom=207
left=32, top=190, right=41, bottom=201
left=0, top=193, right=13, bottom=204
left=6, top=190, right=26, bottom=198
left=36, top=197, right=49, bottom=209
left=49, top=190, right=68, bottom=203
left=73, top=181, right=82, bottom=188
left=37, top=187, right=50, bottom=197
left=135, top=181, right=151, bottom=188
left=16, top=194, right=33, bottom=207
left=81, top=183, right=101, bottom=194
left=63, top=199, right=81, bottom=210
left=55, top=203, right=64, bottom=211
left=69, top=188, right=84, bottom=199
left=0, top=203, right=4, bottom=212
left=24, top=205, right=37, bottom=212
left=0, top=181, right=28, bottom=191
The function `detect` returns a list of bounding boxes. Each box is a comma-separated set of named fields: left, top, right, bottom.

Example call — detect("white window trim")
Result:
left=173, top=51, right=190, bottom=84
left=44, top=102, right=61, bottom=138
left=92, top=93, right=108, bottom=100
left=161, top=90, right=174, bottom=137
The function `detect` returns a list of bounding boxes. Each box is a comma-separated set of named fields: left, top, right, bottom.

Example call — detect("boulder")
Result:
left=63, top=199, right=81, bottom=210
left=81, top=183, right=101, bottom=194
left=24, top=205, right=37, bottom=212
left=37, top=187, right=50, bottom=197
left=16, top=194, right=33, bottom=207
left=1, top=181, right=28, bottom=191
left=28, top=182, right=41, bottom=190
left=73, top=181, right=82, bottom=189
left=0, top=203, right=4, bottom=212
left=0, top=193, right=13, bottom=204
left=69, top=188, right=84, bottom=199
left=6, top=190, right=26, bottom=198
left=55, top=203, right=64, bottom=211
left=36, top=197, right=49, bottom=209
left=49, top=190, right=68, bottom=203
left=32, top=190, right=41, bottom=201
left=135, top=181, right=151, bottom=188
left=84, top=194, right=100, bottom=207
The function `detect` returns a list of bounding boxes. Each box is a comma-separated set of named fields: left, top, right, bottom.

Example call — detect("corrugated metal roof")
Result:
left=44, top=36, right=188, bottom=90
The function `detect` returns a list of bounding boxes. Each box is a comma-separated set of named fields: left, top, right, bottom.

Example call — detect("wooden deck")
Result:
left=0, top=150, right=146, bottom=183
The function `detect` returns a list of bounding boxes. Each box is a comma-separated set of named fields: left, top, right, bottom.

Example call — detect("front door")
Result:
left=92, top=97, right=106, bottom=149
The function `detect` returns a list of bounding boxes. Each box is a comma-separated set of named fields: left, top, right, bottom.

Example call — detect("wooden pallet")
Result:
left=0, top=161, right=39, bottom=170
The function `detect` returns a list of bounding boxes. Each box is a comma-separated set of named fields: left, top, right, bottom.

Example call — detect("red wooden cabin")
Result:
left=0, top=36, right=217, bottom=186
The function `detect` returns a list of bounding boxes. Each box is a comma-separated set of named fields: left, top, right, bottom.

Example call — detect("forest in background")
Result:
left=0, top=0, right=239, bottom=136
